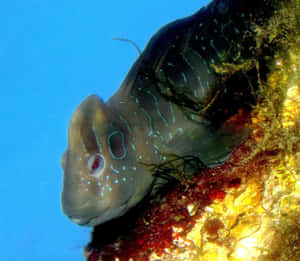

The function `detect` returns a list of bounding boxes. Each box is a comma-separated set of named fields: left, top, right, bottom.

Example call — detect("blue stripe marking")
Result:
left=181, top=52, right=205, bottom=98
left=168, top=101, right=176, bottom=124
left=146, top=90, right=169, bottom=127
left=181, top=72, right=188, bottom=84
left=140, top=108, right=153, bottom=136
left=118, top=113, right=136, bottom=152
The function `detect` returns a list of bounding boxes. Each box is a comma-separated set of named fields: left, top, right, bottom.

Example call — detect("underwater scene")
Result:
left=1, top=0, right=299, bottom=260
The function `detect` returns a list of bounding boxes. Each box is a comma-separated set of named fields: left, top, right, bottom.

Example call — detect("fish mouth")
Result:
left=68, top=207, right=109, bottom=226
left=64, top=199, right=110, bottom=226
left=68, top=197, right=133, bottom=226
left=69, top=215, right=102, bottom=226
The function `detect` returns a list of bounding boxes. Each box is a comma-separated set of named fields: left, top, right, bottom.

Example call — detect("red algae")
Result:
left=203, top=218, right=225, bottom=238
left=227, top=178, right=242, bottom=189
left=208, top=190, right=226, bottom=201
left=84, top=102, right=272, bottom=261
left=85, top=132, right=269, bottom=261
left=86, top=252, right=101, bottom=261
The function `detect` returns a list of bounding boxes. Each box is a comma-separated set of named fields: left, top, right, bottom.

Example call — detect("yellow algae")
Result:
left=186, top=217, right=204, bottom=248
left=200, top=242, right=230, bottom=261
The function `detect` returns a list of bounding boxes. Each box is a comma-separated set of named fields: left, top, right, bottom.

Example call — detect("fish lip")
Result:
left=77, top=197, right=133, bottom=226
left=66, top=201, right=110, bottom=226
left=68, top=208, right=109, bottom=226
left=120, top=195, right=132, bottom=208
left=66, top=194, right=134, bottom=226
left=70, top=215, right=100, bottom=226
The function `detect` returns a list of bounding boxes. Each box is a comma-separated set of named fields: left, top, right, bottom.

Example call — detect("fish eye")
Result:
left=87, top=154, right=105, bottom=176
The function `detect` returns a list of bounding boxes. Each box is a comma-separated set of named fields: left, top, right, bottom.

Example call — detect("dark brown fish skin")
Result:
left=61, top=0, right=282, bottom=227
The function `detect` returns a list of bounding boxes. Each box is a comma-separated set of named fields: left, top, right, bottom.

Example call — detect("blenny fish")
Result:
left=61, top=0, right=264, bottom=226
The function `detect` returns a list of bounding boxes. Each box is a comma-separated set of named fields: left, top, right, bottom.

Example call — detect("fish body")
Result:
left=61, top=0, right=272, bottom=226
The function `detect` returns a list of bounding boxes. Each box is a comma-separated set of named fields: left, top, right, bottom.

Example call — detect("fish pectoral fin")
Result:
left=165, top=123, right=248, bottom=168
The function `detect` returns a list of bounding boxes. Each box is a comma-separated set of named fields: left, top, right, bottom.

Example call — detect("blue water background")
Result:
left=0, top=0, right=209, bottom=260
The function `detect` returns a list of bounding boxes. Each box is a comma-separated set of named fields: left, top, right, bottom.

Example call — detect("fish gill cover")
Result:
left=62, top=0, right=300, bottom=260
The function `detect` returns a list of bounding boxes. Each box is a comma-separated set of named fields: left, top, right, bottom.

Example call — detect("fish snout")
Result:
left=62, top=198, right=110, bottom=226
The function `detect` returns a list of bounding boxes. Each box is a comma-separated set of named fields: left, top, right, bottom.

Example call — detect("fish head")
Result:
left=61, top=95, right=152, bottom=226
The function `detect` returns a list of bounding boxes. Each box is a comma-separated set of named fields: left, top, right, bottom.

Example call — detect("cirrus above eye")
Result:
left=87, top=154, right=105, bottom=176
